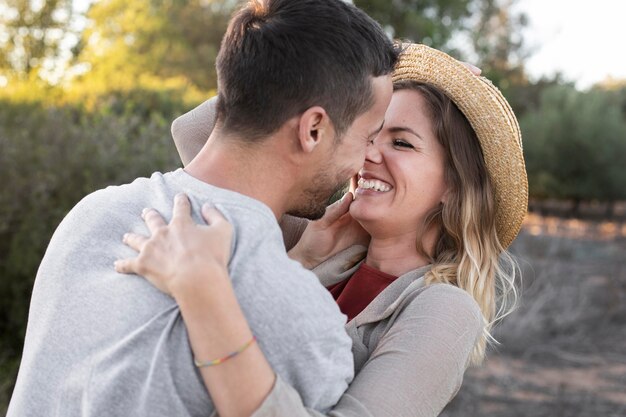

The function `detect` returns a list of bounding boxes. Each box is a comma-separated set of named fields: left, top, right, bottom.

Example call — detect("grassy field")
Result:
left=443, top=214, right=626, bottom=416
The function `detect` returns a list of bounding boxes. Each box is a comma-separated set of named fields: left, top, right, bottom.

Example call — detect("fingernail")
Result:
left=122, top=233, right=128, bottom=242
left=141, top=208, right=149, bottom=218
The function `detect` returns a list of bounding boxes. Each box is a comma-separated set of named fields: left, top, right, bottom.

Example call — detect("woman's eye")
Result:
left=392, top=139, right=414, bottom=149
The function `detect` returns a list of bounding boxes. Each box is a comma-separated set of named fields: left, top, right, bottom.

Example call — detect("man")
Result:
left=8, top=0, right=398, bottom=416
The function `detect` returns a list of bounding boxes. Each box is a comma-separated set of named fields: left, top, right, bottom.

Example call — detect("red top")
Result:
left=328, top=263, right=398, bottom=321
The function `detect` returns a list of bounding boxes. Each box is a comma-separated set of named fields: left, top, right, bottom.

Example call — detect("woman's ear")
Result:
left=297, top=106, right=332, bottom=153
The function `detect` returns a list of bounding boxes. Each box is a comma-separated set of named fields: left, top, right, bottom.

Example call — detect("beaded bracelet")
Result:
left=193, top=335, right=257, bottom=368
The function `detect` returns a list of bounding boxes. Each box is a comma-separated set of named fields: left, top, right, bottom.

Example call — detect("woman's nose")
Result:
left=365, top=139, right=383, bottom=164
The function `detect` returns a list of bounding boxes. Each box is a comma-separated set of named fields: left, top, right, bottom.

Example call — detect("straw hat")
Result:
left=392, top=43, right=528, bottom=249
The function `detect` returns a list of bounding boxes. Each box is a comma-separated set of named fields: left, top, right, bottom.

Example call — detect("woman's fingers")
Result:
left=461, top=61, right=482, bottom=76
left=123, top=232, right=148, bottom=251
left=348, top=175, right=358, bottom=194
left=142, top=208, right=166, bottom=233
left=172, top=193, right=192, bottom=223
left=114, top=258, right=137, bottom=274
left=319, top=192, right=352, bottom=226
left=201, top=204, right=226, bottom=226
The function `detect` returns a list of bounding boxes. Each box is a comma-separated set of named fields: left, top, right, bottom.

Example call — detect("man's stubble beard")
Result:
left=287, top=166, right=350, bottom=220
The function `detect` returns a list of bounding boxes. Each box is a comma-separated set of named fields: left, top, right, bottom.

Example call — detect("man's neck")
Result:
left=184, top=131, right=294, bottom=219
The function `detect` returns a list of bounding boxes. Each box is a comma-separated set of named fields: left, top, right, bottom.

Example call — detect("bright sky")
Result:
left=516, top=0, right=626, bottom=89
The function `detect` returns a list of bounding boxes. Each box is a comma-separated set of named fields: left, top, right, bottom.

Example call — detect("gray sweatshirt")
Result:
left=8, top=169, right=353, bottom=417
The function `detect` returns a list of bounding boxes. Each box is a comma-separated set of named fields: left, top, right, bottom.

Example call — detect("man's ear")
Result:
left=297, top=106, right=332, bottom=153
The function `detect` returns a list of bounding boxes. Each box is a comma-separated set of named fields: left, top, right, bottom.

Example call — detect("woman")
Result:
left=116, top=44, right=527, bottom=416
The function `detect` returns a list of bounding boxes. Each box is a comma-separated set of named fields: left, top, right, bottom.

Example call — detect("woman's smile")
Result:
left=355, top=174, right=393, bottom=194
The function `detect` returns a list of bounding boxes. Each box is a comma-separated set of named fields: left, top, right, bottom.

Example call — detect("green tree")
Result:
left=470, top=0, right=528, bottom=89
left=0, top=0, right=73, bottom=77
left=521, top=85, right=626, bottom=212
left=354, top=0, right=474, bottom=47
left=75, top=0, right=237, bottom=90
left=355, top=0, right=529, bottom=101
left=505, top=73, right=571, bottom=117
left=354, top=0, right=526, bottom=60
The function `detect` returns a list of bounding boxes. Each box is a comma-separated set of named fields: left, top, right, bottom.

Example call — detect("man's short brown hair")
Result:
left=216, top=0, right=399, bottom=140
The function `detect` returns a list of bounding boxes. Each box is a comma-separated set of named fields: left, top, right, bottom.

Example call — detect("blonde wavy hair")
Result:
left=395, top=81, right=520, bottom=365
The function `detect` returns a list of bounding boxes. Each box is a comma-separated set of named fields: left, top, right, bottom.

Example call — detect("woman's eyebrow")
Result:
left=388, top=126, right=423, bottom=140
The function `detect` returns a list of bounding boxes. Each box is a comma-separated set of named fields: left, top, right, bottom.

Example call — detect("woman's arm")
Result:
left=171, top=97, right=217, bottom=166
left=251, top=284, right=483, bottom=417
left=175, top=267, right=276, bottom=417
left=115, top=194, right=275, bottom=417
left=176, top=267, right=275, bottom=417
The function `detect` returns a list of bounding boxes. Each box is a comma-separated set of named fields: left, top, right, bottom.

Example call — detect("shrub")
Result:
left=521, top=85, right=626, bottom=206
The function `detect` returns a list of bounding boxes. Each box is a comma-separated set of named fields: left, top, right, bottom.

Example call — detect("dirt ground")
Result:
left=442, top=214, right=626, bottom=417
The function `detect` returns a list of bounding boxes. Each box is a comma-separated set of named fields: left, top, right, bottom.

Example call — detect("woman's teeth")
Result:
left=357, top=178, right=392, bottom=192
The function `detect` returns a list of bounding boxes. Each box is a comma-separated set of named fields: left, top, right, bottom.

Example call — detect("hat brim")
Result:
left=392, top=43, right=528, bottom=248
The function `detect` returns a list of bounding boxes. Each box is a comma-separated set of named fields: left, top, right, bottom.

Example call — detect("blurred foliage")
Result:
left=356, top=0, right=528, bottom=79
left=73, top=0, right=238, bottom=90
left=357, top=0, right=531, bottom=108
left=355, top=0, right=475, bottom=45
left=469, top=0, right=527, bottom=91
left=0, top=0, right=73, bottom=76
left=521, top=84, right=626, bottom=211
